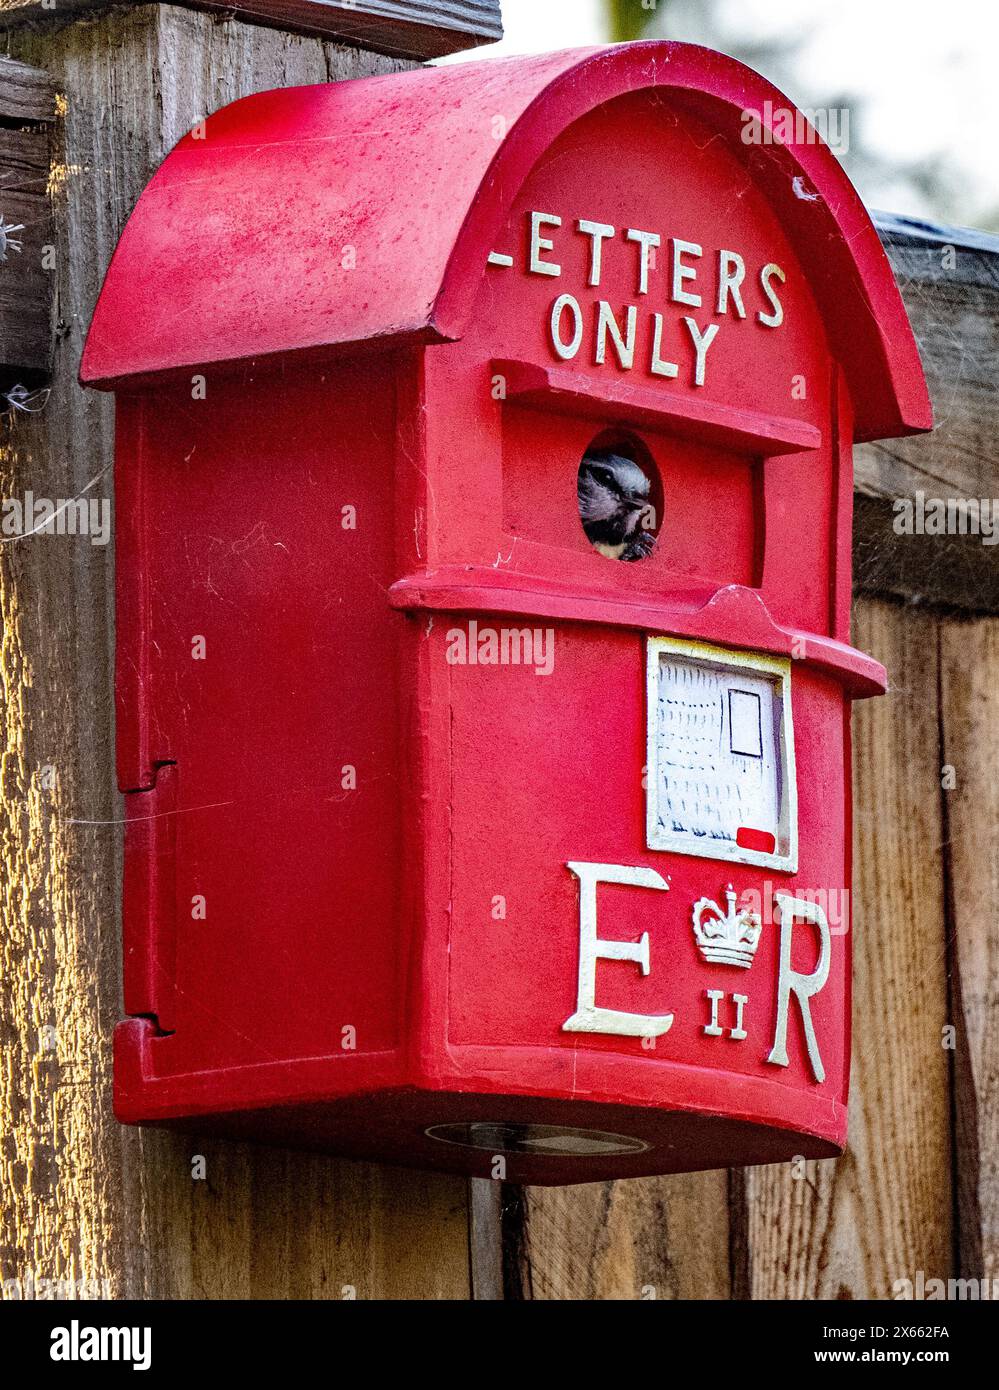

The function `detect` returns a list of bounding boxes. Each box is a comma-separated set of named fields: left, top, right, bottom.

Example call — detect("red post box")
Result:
left=82, top=42, right=931, bottom=1184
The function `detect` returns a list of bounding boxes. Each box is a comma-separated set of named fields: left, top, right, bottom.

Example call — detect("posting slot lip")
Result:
left=388, top=568, right=887, bottom=699
left=492, top=357, right=823, bottom=457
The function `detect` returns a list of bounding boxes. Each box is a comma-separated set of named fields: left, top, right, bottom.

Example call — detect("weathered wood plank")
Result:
left=862, top=214, right=999, bottom=505
left=130, top=1134, right=473, bottom=1298
left=504, top=1171, right=731, bottom=1300
left=853, top=494, right=999, bottom=615
left=469, top=1178, right=504, bottom=1300
left=0, top=0, right=503, bottom=60
left=738, top=599, right=953, bottom=1298
left=0, top=127, right=49, bottom=171
left=940, top=617, right=999, bottom=1285
left=0, top=60, right=52, bottom=384
left=854, top=215, right=999, bottom=614
left=1, top=4, right=471, bottom=1302
left=0, top=54, right=56, bottom=122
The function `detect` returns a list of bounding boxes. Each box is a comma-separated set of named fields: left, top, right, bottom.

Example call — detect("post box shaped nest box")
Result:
left=83, top=43, right=931, bottom=1184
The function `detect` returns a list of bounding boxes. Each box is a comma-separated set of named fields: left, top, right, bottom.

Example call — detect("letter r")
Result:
left=766, top=893, right=831, bottom=1082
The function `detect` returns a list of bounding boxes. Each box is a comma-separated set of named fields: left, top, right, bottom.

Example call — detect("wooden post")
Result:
left=940, top=617, right=999, bottom=1285
left=0, top=58, right=54, bottom=393
left=0, top=0, right=503, bottom=59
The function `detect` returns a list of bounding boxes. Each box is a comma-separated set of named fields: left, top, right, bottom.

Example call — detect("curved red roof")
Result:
left=82, top=42, right=931, bottom=443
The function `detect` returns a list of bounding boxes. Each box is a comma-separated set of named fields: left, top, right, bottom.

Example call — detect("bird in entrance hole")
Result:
left=577, top=449, right=657, bottom=561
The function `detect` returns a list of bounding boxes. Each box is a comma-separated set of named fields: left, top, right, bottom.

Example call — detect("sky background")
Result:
left=443, top=0, right=999, bottom=231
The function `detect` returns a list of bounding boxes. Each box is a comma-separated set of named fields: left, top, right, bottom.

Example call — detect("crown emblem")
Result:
left=692, top=884, right=762, bottom=969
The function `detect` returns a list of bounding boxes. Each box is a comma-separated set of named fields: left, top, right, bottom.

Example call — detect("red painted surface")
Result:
left=86, top=43, right=931, bottom=1183
left=737, top=828, right=777, bottom=855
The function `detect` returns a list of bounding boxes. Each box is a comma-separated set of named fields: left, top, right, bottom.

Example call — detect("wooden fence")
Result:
left=1, top=8, right=996, bottom=1299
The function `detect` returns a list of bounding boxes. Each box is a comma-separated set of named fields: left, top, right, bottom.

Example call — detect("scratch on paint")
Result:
left=792, top=176, right=820, bottom=202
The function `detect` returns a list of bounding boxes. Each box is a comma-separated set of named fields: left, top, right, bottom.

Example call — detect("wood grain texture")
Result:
left=854, top=216, right=999, bottom=613
left=738, top=599, right=953, bottom=1298
left=469, top=1178, right=503, bottom=1300
left=853, top=494, right=999, bottom=616
left=504, top=1172, right=731, bottom=1300
left=0, top=64, right=53, bottom=384
left=861, top=215, right=999, bottom=504
left=940, top=617, right=999, bottom=1284
left=0, top=0, right=503, bottom=60
left=0, top=54, right=56, bottom=121
left=0, top=5, right=470, bottom=1301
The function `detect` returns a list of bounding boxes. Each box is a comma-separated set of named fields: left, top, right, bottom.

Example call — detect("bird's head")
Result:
left=578, top=449, right=654, bottom=548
